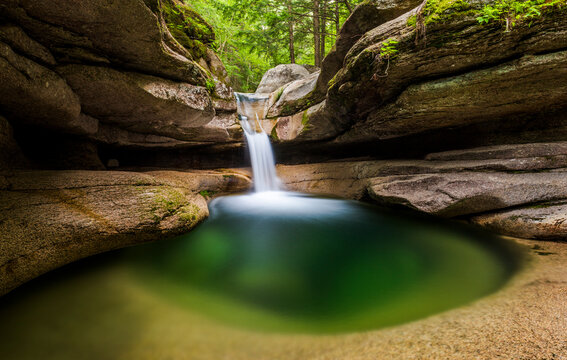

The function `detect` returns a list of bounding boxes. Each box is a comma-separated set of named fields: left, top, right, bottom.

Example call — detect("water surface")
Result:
left=0, top=192, right=518, bottom=360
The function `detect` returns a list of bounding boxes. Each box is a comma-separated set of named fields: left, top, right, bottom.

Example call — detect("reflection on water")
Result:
left=0, top=192, right=519, bottom=360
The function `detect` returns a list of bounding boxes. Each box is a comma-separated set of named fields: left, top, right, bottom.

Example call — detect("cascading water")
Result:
left=235, top=92, right=280, bottom=192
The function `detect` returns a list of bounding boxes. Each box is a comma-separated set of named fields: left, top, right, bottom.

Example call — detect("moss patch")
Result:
left=161, top=0, right=215, bottom=59
left=199, top=190, right=216, bottom=199
left=177, top=204, right=201, bottom=227
left=422, top=0, right=475, bottom=25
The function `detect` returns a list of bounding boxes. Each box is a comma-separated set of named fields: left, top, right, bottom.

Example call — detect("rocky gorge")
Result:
left=0, top=0, right=566, bottom=357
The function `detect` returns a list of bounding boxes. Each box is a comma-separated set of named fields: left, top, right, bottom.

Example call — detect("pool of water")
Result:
left=0, top=192, right=520, bottom=358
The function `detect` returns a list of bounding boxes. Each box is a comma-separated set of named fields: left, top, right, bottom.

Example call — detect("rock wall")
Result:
left=0, top=0, right=240, bottom=169
left=264, top=0, right=567, bottom=156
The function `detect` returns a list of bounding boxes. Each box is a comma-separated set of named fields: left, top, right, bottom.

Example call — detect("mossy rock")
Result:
left=161, top=0, right=215, bottom=44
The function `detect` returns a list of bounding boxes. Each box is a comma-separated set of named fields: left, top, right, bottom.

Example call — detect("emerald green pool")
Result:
left=0, top=192, right=518, bottom=358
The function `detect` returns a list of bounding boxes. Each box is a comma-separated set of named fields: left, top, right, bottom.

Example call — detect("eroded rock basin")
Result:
left=0, top=193, right=562, bottom=359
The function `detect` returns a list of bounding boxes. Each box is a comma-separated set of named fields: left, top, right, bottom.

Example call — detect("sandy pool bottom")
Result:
left=0, top=237, right=565, bottom=360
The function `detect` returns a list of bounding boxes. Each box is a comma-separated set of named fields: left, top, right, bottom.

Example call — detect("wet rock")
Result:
left=0, top=169, right=252, bottom=295
left=471, top=202, right=567, bottom=240
left=256, top=64, right=310, bottom=94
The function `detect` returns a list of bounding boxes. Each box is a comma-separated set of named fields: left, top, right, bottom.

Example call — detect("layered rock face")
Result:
left=263, top=1, right=567, bottom=151
left=0, top=0, right=240, bottom=169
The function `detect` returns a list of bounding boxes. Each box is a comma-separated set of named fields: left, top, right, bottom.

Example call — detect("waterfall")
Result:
left=235, top=92, right=281, bottom=192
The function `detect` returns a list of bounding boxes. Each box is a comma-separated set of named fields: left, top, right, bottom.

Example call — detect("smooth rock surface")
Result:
left=268, top=71, right=320, bottom=118
left=426, top=142, right=567, bottom=161
left=256, top=64, right=310, bottom=94
left=340, top=51, right=567, bottom=142
left=0, top=169, right=251, bottom=295
left=471, top=202, right=567, bottom=240
left=59, top=65, right=215, bottom=141
left=368, top=172, right=567, bottom=217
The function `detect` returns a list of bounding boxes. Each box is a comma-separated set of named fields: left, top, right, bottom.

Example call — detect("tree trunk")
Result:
left=288, top=2, right=295, bottom=63
left=313, top=0, right=321, bottom=67
left=343, top=0, right=352, bottom=13
left=321, top=0, right=327, bottom=61
left=335, top=0, right=340, bottom=36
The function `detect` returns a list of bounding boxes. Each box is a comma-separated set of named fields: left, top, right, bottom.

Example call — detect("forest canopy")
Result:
left=187, top=0, right=364, bottom=92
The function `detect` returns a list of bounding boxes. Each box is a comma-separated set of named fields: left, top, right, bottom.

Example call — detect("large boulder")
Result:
left=277, top=140, right=567, bottom=240
left=267, top=71, right=320, bottom=118
left=0, top=0, right=238, bottom=158
left=255, top=64, right=310, bottom=94
left=0, top=0, right=207, bottom=84
left=314, top=0, right=423, bottom=98
left=326, top=3, right=567, bottom=144
left=368, top=172, right=567, bottom=217
left=0, top=169, right=251, bottom=295
left=338, top=51, right=567, bottom=142
left=59, top=65, right=215, bottom=141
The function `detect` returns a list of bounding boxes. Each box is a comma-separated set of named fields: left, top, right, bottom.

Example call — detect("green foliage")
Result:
left=199, top=190, right=216, bottom=199
left=407, top=14, right=417, bottom=27
left=161, top=0, right=215, bottom=60
left=275, top=87, right=285, bottom=102
left=185, top=0, right=365, bottom=92
left=422, top=0, right=474, bottom=25
left=379, top=39, right=399, bottom=59
left=476, top=0, right=565, bottom=30
left=205, top=78, right=216, bottom=93
left=301, top=110, right=311, bottom=131
left=148, top=188, right=188, bottom=223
